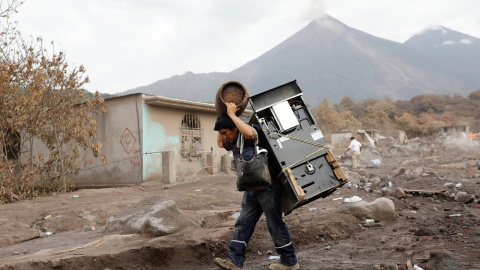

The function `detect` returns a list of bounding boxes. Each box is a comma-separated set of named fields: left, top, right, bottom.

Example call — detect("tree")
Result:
left=360, top=106, right=392, bottom=131
left=394, top=113, right=444, bottom=138
left=394, top=113, right=423, bottom=138
left=334, top=96, right=362, bottom=118
left=468, top=88, right=480, bottom=104
left=410, top=94, right=447, bottom=114
left=312, top=98, right=362, bottom=141
left=312, top=98, right=342, bottom=141
left=369, top=101, right=399, bottom=121
left=339, top=110, right=362, bottom=132
left=1, top=1, right=107, bottom=203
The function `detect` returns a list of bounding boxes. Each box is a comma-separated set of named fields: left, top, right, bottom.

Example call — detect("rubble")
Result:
left=0, top=135, right=479, bottom=269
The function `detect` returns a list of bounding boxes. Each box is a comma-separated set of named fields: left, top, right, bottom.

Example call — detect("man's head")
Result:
left=214, top=114, right=238, bottom=143
left=218, top=127, right=238, bottom=143
left=350, top=136, right=355, bottom=140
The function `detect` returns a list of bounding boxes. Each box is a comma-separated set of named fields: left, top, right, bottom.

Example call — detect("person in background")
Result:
left=344, top=136, right=363, bottom=169
left=213, top=102, right=299, bottom=270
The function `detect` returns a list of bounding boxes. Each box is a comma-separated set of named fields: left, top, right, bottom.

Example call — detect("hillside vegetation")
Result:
left=312, top=88, right=480, bottom=140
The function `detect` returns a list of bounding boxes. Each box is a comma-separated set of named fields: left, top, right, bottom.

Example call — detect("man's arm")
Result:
left=225, top=102, right=255, bottom=139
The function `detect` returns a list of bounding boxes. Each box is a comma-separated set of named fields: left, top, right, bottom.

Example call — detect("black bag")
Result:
left=233, top=129, right=271, bottom=191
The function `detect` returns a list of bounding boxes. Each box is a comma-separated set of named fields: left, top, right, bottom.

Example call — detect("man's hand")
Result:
left=225, top=102, right=239, bottom=117
left=224, top=102, right=255, bottom=139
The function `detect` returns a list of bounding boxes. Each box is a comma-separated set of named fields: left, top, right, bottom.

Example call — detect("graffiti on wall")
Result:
left=130, top=149, right=141, bottom=166
left=121, top=128, right=141, bottom=166
left=121, top=128, right=136, bottom=154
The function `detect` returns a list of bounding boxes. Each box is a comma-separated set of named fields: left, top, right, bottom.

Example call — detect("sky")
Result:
left=7, top=0, right=480, bottom=95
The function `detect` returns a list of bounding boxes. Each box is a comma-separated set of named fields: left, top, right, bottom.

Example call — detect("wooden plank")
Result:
left=334, top=167, right=347, bottom=181
left=325, top=150, right=336, bottom=163
left=286, top=168, right=305, bottom=201
left=326, top=150, right=347, bottom=181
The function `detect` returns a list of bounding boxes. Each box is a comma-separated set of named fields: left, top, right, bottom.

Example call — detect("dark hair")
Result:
left=350, top=136, right=355, bottom=140
left=214, top=114, right=237, bottom=131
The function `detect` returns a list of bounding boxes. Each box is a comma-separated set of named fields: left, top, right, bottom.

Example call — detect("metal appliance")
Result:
left=249, top=80, right=347, bottom=215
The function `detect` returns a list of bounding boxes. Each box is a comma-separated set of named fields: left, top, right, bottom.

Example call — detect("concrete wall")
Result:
left=440, top=125, right=469, bottom=136
left=331, top=132, right=352, bottom=148
left=74, top=94, right=143, bottom=187
left=28, top=93, right=227, bottom=187
left=142, top=103, right=222, bottom=182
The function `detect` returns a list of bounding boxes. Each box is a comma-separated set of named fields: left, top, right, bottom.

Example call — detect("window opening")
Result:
left=180, top=113, right=203, bottom=159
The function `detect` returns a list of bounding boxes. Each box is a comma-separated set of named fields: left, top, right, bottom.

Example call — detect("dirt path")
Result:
left=0, top=137, right=479, bottom=270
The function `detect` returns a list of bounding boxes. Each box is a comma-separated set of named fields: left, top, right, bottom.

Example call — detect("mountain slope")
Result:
left=231, top=16, right=472, bottom=102
left=404, top=26, right=480, bottom=88
left=124, top=71, right=241, bottom=103
left=121, top=15, right=480, bottom=105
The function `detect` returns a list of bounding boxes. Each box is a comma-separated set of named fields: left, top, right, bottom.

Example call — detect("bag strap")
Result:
left=236, top=128, right=259, bottom=156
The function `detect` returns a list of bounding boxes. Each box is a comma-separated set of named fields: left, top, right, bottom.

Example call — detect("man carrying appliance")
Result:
left=213, top=102, right=299, bottom=270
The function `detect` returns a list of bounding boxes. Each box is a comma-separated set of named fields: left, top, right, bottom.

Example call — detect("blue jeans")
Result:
left=227, top=180, right=297, bottom=268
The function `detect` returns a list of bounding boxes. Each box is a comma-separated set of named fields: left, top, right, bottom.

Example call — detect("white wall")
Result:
left=142, top=103, right=223, bottom=182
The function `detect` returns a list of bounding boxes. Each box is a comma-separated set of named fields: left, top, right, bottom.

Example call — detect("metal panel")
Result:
left=249, top=80, right=347, bottom=215
left=270, top=101, right=299, bottom=133
left=249, top=80, right=303, bottom=112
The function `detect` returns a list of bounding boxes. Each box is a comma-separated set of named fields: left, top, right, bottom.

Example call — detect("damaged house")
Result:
left=72, top=93, right=226, bottom=187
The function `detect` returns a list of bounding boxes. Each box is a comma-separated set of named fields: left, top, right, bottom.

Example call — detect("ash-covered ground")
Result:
left=0, top=136, right=479, bottom=270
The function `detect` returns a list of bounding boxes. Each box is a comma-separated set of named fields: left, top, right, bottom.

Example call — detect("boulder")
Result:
left=426, top=250, right=465, bottom=270
left=345, top=171, right=363, bottom=184
left=455, top=192, right=475, bottom=204
left=339, top=197, right=396, bottom=222
left=104, top=196, right=195, bottom=236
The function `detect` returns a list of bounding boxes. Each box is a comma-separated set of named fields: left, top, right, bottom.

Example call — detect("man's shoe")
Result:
left=269, top=262, right=300, bottom=270
left=213, top=258, right=242, bottom=270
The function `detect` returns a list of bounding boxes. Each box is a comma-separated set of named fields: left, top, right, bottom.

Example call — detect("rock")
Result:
left=424, top=170, right=438, bottom=177
left=345, top=171, right=363, bottom=184
left=412, top=166, right=425, bottom=175
left=355, top=169, right=371, bottom=178
left=370, top=176, right=382, bottom=184
left=414, top=227, right=437, bottom=236
left=104, top=196, right=195, bottom=236
left=381, top=188, right=392, bottom=197
left=425, top=250, right=466, bottom=270
left=82, top=225, right=96, bottom=231
left=339, top=197, right=396, bottom=221
left=394, top=187, right=406, bottom=199
left=455, top=192, right=475, bottom=204
left=394, top=167, right=406, bottom=177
